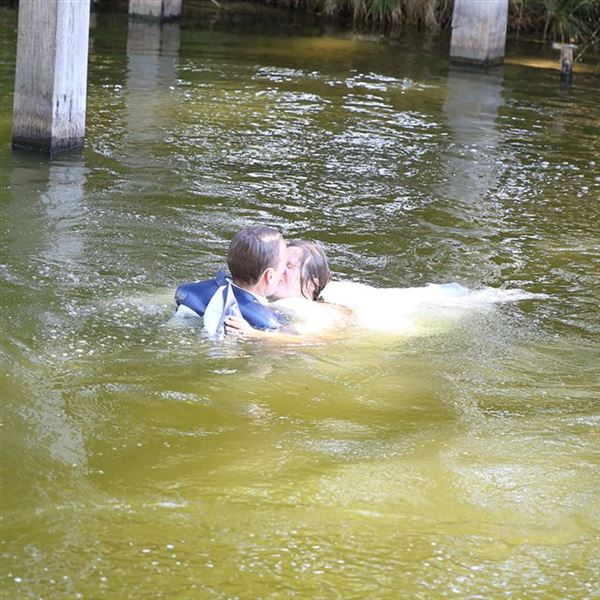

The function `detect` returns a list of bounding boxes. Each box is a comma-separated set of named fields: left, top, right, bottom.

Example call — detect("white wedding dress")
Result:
left=272, top=280, right=542, bottom=336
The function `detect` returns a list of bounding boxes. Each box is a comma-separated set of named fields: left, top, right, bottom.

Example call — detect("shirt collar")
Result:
left=231, top=282, right=269, bottom=306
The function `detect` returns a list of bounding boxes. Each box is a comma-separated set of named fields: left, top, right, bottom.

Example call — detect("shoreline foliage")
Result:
left=260, top=0, right=600, bottom=46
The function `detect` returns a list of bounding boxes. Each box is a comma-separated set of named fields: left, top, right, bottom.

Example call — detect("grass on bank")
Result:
left=262, top=0, right=600, bottom=47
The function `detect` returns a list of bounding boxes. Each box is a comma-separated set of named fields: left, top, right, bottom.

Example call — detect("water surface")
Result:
left=1, top=3, right=599, bottom=598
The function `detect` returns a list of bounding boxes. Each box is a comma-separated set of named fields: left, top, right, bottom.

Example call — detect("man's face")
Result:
left=264, top=239, right=287, bottom=297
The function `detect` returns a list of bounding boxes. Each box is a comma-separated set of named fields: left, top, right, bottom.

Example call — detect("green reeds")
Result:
left=321, top=0, right=451, bottom=29
left=259, top=0, right=600, bottom=47
left=510, top=0, right=600, bottom=44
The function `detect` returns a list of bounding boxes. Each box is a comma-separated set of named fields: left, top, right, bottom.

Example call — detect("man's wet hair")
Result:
left=227, top=226, right=284, bottom=286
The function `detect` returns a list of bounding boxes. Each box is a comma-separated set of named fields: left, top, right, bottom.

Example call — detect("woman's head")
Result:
left=271, top=241, right=331, bottom=301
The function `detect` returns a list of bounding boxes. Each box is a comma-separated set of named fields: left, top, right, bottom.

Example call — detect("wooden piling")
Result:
left=553, top=43, right=577, bottom=80
left=129, top=0, right=182, bottom=20
left=561, top=45, right=574, bottom=77
left=12, top=0, right=91, bottom=154
left=450, top=0, right=509, bottom=66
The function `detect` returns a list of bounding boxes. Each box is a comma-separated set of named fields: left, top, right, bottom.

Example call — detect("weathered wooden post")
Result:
left=553, top=43, right=577, bottom=81
left=12, top=0, right=91, bottom=154
left=129, top=0, right=182, bottom=20
left=450, top=0, right=509, bottom=65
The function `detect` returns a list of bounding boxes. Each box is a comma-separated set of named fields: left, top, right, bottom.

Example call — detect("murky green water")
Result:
left=1, top=3, right=599, bottom=598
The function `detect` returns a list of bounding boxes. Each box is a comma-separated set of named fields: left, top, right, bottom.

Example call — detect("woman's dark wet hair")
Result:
left=288, top=241, right=331, bottom=301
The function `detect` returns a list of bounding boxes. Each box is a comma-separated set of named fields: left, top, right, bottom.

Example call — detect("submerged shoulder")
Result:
left=271, top=296, right=350, bottom=335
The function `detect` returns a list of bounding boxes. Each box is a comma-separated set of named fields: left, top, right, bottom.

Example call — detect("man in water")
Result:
left=227, top=225, right=287, bottom=306
left=175, top=225, right=288, bottom=335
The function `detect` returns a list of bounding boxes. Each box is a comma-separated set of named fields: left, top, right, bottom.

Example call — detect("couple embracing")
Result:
left=175, top=226, right=338, bottom=338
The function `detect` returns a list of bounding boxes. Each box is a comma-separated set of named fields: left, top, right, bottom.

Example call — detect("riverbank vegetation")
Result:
left=261, top=0, right=600, bottom=46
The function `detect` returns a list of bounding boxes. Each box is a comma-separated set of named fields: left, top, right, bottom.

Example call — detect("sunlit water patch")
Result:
left=1, top=3, right=599, bottom=598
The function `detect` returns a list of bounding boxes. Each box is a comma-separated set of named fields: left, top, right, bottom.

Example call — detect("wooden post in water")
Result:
left=553, top=43, right=577, bottom=81
left=129, top=0, right=182, bottom=20
left=450, top=0, right=509, bottom=66
left=12, top=0, right=91, bottom=154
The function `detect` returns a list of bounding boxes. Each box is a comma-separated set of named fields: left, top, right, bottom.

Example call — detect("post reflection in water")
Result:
left=438, top=65, right=515, bottom=284
left=125, top=19, right=180, bottom=158
left=5, top=157, right=90, bottom=506
left=441, top=65, right=505, bottom=204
